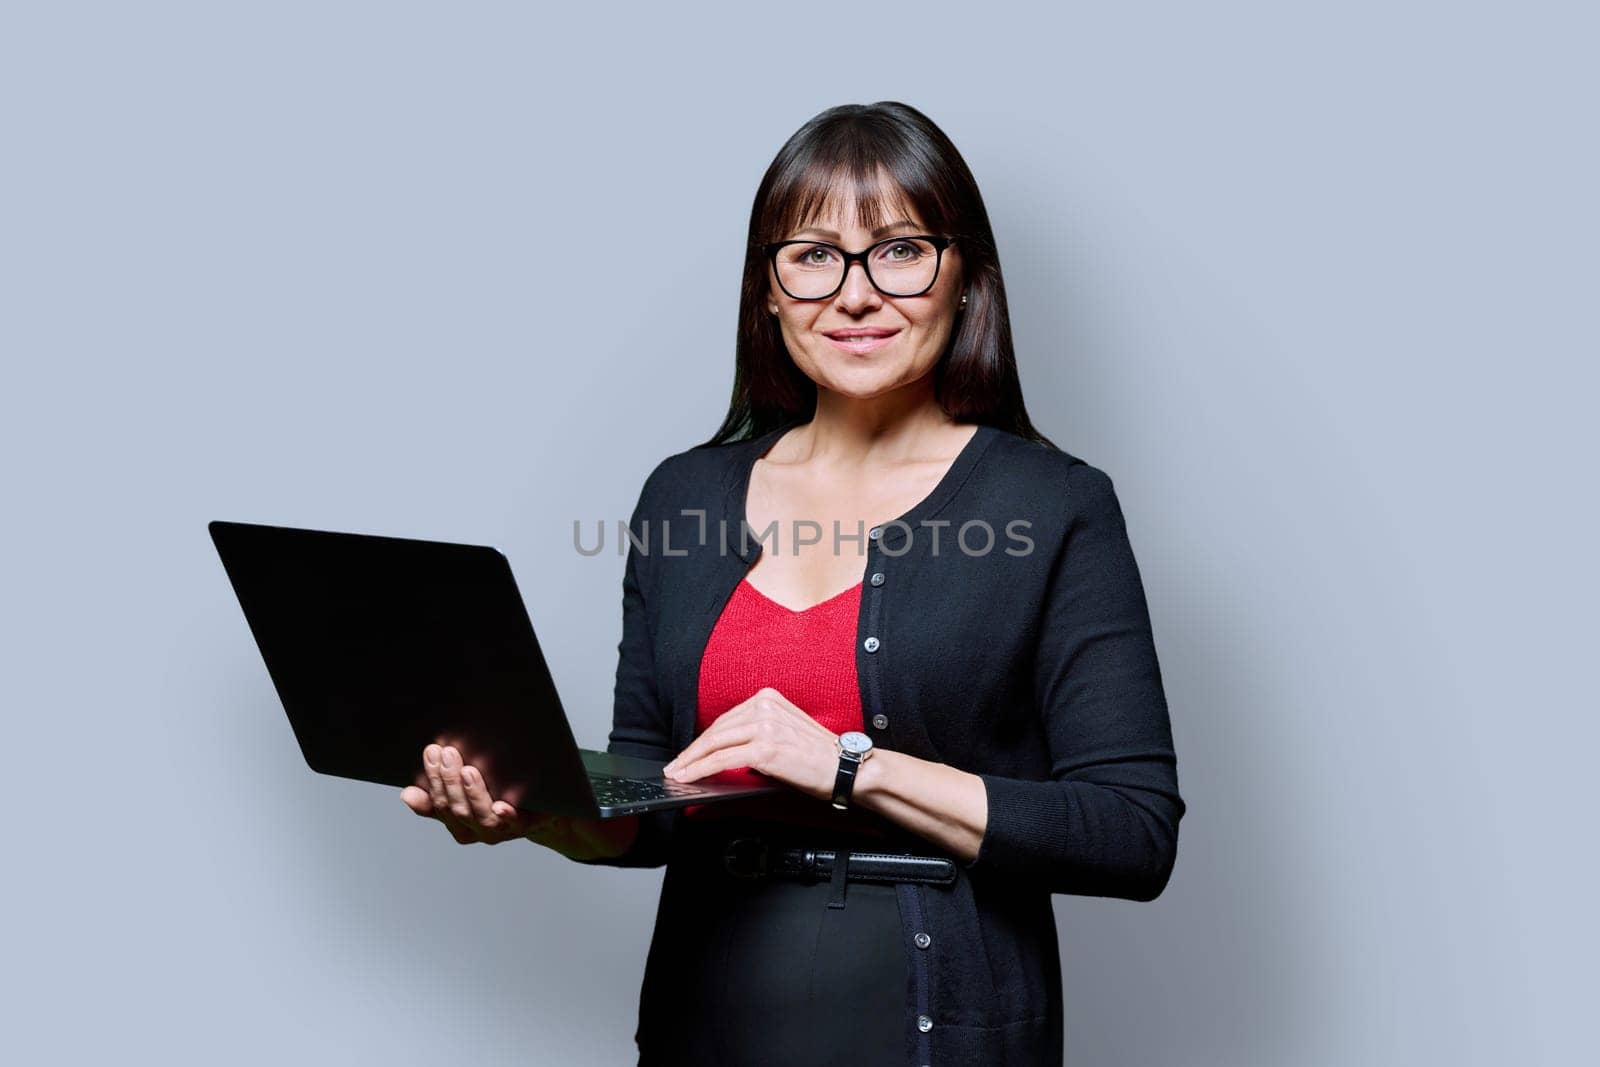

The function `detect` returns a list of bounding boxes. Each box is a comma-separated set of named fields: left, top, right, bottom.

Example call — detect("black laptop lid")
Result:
left=208, top=520, right=601, bottom=817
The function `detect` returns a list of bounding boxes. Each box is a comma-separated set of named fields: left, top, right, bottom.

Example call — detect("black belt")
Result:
left=718, top=835, right=957, bottom=908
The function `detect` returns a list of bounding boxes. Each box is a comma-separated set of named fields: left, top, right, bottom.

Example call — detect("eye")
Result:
left=874, top=239, right=928, bottom=262
left=783, top=243, right=842, bottom=269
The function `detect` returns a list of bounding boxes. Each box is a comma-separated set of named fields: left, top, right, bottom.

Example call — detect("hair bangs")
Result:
left=762, top=153, right=947, bottom=247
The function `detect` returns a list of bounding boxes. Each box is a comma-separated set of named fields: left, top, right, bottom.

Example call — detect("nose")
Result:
left=835, top=259, right=882, bottom=313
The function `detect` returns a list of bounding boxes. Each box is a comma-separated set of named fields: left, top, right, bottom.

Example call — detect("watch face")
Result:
left=839, top=731, right=874, bottom=755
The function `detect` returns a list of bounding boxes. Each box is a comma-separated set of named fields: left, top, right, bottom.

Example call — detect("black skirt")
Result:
left=634, top=821, right=911, bottom=1066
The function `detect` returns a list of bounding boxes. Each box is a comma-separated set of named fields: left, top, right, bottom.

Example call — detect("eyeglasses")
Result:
left=764, top=234, right=957, bottom=300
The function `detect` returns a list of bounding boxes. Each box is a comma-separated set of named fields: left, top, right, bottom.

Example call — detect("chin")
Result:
left=817, top=366, right=920, bottom=399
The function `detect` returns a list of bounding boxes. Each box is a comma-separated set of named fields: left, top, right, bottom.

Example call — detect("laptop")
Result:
left=208, top=520, right=783, bottom=818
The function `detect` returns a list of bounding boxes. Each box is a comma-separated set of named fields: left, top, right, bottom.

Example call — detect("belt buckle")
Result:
left=722, top=837, right=769, bottom=879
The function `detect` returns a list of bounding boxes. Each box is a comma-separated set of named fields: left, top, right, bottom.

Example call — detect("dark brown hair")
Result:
left=699, top=101, right=1056, bottom=450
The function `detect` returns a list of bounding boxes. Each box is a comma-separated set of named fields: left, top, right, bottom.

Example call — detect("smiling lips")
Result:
left=822, top=327, right=900, bottom=354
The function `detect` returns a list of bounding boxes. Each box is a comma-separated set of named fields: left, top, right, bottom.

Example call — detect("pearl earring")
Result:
left=960, top=294, right=968, bottom=306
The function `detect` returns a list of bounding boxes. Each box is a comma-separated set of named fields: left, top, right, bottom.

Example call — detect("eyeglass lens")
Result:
left=774, top=237, right=942, bottom=298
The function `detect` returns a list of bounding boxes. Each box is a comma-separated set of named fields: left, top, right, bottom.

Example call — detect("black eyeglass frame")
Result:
left=763, top=234, right=958, bottom=301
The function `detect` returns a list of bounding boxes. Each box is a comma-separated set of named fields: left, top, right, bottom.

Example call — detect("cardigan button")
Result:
left=870, top=571, right=885, bottom=587
left=867, top=525, right=881, bottom=541
left=871, top=714, right=888, bottom=729
left=863, top=636, right=880, bottom=653
left=914, top=931, right=931, bottom=949
left=916, top=1014, right=934, bottom=1033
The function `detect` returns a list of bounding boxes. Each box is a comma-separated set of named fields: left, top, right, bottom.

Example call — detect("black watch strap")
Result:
left=831, top=750, right=863, bottom=809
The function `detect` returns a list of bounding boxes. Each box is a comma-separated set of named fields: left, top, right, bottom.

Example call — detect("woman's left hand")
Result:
left=661, top=686, right=841, bottom=802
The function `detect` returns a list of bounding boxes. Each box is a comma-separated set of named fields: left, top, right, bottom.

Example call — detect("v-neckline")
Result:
left=740, top=576, right=863, bottom=615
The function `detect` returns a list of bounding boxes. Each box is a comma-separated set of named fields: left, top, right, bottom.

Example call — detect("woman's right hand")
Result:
left=401, top=743, right=640, bottom=860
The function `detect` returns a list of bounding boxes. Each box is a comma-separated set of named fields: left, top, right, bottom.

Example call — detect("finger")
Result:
left=663, top=734, right=711, bottom=776
left=491, top=799, right=523, bottom=829
left=671, top=742, right=768, bottom=784
left=665, top=706, right=786, bottom=779
left=424, top=744, right=449, bottom=811
left=661, top=744, right=693, bottom=777
left=664, top=732, right=722, bottom=777
left=663, top=704, right=760, bottom=775
left=440, top=747, right=472, bottom=820
left=671, top=722, right=772, bottom=778
left=401, top=785, right=433, bottom=815
left=461, top=765, right=508, bottom=837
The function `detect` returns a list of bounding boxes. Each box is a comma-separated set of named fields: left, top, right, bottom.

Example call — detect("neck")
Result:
left=797, top=382, right=960, bottom=464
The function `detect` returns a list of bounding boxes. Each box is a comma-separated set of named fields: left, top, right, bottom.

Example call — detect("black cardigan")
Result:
left=575, top=420, right=1185, bottom=1066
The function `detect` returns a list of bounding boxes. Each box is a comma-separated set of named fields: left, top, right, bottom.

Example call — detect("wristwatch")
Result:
left=831, top=730, right=876, bottom=810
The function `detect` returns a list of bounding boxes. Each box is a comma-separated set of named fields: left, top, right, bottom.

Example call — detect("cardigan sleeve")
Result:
left=961, top=461, right=1186, bottom=901
left=567, top=462, right=682, bottom=870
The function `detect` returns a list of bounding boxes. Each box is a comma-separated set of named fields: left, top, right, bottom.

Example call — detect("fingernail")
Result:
left=425, top=749, right=438, bottom=767
left=442, top=748, right=456, bottom=768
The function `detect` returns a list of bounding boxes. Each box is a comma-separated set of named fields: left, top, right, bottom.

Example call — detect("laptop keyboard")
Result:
left=588, top=773, right=708, bottom=805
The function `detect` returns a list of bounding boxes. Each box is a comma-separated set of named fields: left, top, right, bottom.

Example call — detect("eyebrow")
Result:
left=791, top=219, right=920, bottom=241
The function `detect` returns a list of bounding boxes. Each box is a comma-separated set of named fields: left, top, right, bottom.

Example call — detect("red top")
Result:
left=684, top=575, right=887, bottom=837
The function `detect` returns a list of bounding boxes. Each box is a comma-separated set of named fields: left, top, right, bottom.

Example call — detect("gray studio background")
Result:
left=4, top=2, right=1594, bottom=1064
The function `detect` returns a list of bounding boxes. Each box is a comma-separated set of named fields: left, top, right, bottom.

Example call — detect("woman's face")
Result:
left=766, top=182, right=963, bottom=404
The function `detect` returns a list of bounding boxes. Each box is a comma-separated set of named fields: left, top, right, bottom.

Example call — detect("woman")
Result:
left=402, top=101, right=1185, bottom=1066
